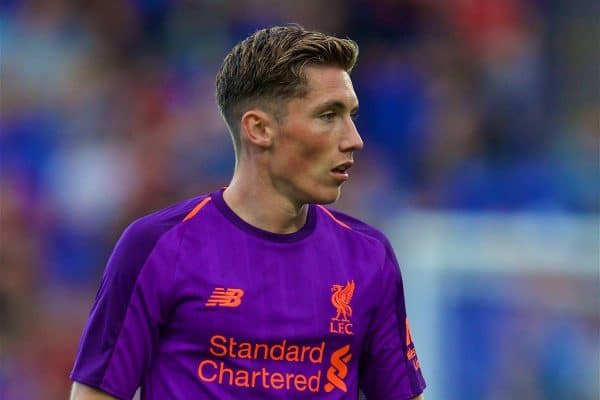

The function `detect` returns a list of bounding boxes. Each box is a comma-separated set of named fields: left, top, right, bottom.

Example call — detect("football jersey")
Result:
left=70, top=188, right=426, bottom=399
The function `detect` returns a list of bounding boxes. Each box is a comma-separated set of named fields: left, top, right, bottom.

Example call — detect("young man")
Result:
left=70, top=25, right=426, bottom=399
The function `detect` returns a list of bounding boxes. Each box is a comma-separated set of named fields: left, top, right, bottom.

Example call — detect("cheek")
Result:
left=279, top=130, right=330, bottom=171
left=290, top=139, right=330, bottom=176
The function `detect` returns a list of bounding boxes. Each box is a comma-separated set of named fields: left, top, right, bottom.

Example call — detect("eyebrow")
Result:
left=314, top=100, right=359, bottom=114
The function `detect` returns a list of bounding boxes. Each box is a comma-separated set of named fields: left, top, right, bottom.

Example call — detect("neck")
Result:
left=223, top=169, right=309, bottom=234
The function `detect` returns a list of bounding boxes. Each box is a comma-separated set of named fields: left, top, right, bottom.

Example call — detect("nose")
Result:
left=340, top=117, right=364, bottom=152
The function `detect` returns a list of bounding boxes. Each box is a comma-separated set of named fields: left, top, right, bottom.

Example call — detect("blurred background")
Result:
left=1, top=0, right=598, bottom=399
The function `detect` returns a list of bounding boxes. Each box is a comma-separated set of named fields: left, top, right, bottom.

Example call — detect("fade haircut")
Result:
left=216, top=25, right=359, bottom=152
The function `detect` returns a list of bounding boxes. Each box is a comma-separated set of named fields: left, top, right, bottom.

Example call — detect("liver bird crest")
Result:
left=331, top=280, right=355, bottom=321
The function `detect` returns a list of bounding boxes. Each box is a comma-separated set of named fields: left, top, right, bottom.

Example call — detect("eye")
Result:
left=350, top=112, right=359, bottom=121
left=319, top=112, right=336, bottom=122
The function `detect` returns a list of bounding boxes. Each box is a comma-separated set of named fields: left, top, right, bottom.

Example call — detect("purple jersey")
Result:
left=70, top=188, right=425, bottom=399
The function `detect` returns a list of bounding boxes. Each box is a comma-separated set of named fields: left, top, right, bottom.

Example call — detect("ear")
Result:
left=240, top=109, right=275, bottom=149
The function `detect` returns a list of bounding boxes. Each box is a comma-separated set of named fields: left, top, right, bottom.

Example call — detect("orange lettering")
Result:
left=209, top=335, right=227, bottom=357
left=270, top=340, right=286, bottom=361
left=197, top=360, right=218, bottom=382
left=405, top=318, right=414, bottom=347
left=218, top=361, right=234, bottom=385
left=412, top=358, right=421, bottom=371
left=199, top=358, right=324, bottom=393
left=343, top=324, right=353, bottom=335
left=251, top=370, right=261, bottom=387
left=201, top=336, right=344, bottom=392
left=300, top=345, right=311, bottom=362
left=238, top=342, right=252, bottom=359
left=330, top=321, right=353, bottom=335
left=234, top=370, right=250, bottom=387
left=294, top=373, right=307, bottom=391
left=228, top=337, right=238, bottom=358
left=286, top=345, right=300, bottom=362
left=308, top=370, right=321, bottom=392
left=285, top=373, right=295, bottom=390
left=260, top=367, right=270, bottom=388
left=309, top=342, right=325, bottom=364
left=254, top=343, right=268, bottom=360
left=270, top=372, right=284, bottom=389
left=405, top=319, right=421, bottom=371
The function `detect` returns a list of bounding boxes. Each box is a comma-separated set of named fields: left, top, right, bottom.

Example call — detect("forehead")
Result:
left=300, top=65, right=358, bottom=109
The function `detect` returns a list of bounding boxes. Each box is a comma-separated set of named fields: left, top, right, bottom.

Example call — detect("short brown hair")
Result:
left=216, top=25, right=359, bottom=151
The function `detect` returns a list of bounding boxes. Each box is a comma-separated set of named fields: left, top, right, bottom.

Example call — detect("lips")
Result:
left=331, top=161, right=353, bottom=174
left=330, top=161, right=353, bottom=181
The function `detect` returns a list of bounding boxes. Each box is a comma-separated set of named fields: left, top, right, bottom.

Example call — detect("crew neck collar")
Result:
left=211, top=188, right=317, bottom=243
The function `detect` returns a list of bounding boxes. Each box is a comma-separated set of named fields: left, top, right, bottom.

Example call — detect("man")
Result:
left=70, top=25, right=426, bottom=399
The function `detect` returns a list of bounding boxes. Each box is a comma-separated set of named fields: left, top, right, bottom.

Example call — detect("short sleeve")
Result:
left=70, top=220, right=180, bottom=400
left=359, top=242, right=426, bottom=399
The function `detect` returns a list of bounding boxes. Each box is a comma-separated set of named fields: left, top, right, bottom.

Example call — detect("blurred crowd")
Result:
left=0, top=0, right=597, bottom=398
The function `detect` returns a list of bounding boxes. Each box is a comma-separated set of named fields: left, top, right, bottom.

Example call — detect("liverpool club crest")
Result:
left=329, top=280, right=355, bottom=335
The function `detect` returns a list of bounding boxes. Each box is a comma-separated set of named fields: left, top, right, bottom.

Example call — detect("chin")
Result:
left=306, top=187, right=341, bottom=205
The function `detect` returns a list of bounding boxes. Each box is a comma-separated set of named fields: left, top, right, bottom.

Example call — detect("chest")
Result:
left=163, top=236, right=375, bottom=352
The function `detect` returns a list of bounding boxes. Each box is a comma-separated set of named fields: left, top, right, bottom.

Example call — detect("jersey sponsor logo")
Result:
left=197, top=335, right=354, bottom=394
left=330, top=280, right=355, bottom=335
left=205, top=288, right=244, bottom=307
left=324, top=344, right=352, bottom=393
left=405, top=318, right=421, bottom=371
left=197, top=335, right=324, bottom=392
left=197, top=361, right=321, bottom=392
left=207, top=335, right=325, bottom=363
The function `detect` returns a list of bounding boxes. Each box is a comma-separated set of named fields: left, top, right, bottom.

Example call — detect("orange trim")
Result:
left=317, top=205, right=351, bottom=230
left=406, top=318, right=414, bottom=346
left=182, top=197, right=212, bottom=222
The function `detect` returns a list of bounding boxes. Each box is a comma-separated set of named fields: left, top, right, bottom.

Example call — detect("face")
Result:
left=268, top=65, right=364, bottom=205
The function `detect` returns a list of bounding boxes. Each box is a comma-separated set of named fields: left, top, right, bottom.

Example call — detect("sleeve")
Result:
left=70, top=220, right=180, bottom=400
left=359, top=242, right=426, bottom=400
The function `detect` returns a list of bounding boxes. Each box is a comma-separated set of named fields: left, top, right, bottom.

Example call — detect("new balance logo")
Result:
left=324, top=345, right=352, bottom=393
left=205, top=288, right=244, bottom=307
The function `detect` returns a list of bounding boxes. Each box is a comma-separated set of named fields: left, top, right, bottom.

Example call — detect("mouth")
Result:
left=330, top=161, right=353, bottom=181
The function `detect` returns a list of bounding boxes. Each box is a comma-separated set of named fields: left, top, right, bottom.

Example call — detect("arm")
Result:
left=69, top=220, right=180, bottom=399
left=70, top=382, right=118, bottom=400
left=359, top=240, right=426, bottom=399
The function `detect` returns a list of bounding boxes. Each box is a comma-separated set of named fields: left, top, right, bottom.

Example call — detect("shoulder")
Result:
left=124, top=194, right=210, bottom=240
left=109, top=194, right=211, bottom=267
left=316, top=205, right=395, bottom=256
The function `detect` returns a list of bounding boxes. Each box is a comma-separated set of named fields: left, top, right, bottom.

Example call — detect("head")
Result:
left=216, top=25, right=364, bottom=205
